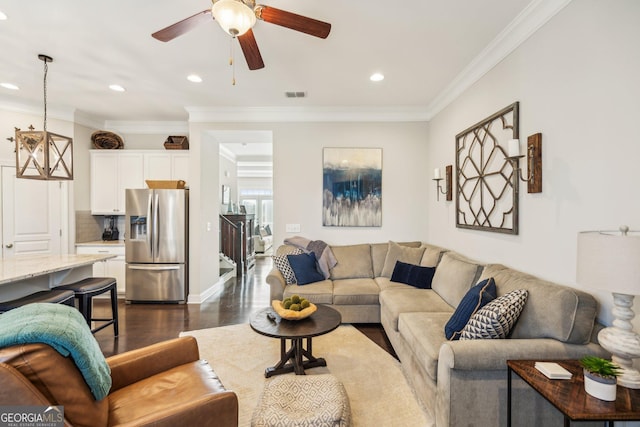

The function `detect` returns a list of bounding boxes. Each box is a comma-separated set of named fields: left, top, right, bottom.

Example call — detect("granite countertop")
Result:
left=0, top=254, right=116, bottom=285
left=76, top=240, right=125, bottom=247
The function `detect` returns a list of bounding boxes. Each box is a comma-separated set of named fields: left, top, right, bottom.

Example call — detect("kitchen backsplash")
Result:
left=76, top=211, right=125, bottom=242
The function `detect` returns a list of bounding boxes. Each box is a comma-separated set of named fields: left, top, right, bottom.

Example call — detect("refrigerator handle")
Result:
left=127, top=265, right=181, bottom=271
left=146, top=193, right=153, bottom=258
left=154, top=192, right=160, bottom=256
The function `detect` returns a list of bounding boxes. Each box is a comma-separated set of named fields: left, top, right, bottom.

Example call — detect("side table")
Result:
left=507, top=360, right=640, bottom=427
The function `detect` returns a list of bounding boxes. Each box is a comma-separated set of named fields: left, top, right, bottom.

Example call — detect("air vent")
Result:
left=285, top=91, right=306, bottom=98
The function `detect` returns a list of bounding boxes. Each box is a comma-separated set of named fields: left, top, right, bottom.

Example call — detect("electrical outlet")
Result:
left=285, top=223, right=301, bottom=233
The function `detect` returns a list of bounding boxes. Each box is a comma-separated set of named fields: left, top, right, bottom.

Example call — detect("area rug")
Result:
left=180, top=324, right=431, bottom=427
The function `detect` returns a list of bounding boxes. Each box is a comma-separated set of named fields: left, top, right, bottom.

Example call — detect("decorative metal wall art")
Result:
left=455, top=102, right=519, bottom=234
left=323, top=147, right=382, bottom=227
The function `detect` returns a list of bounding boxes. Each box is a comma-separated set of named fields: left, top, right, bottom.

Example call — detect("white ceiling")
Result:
left=0, top=0, right=537, bottom=124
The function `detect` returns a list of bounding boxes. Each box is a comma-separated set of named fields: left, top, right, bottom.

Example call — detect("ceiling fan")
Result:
left=152, top=0, right=331, bottom=70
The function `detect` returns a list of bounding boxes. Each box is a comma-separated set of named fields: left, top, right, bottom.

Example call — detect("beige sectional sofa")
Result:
left=266, top=241, right=609, bottom=427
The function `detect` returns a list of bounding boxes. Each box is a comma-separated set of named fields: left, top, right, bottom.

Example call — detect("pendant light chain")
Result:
left=43, top=56, right=49, bottom=132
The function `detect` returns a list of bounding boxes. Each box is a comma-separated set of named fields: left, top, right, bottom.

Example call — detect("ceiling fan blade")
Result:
left=238, top=29, right=265, bottom=70
left=257, top=6, right=331, bottom=39
left=152, top=9, right=212, bottom=42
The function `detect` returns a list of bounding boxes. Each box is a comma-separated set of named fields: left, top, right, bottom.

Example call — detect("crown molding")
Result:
left=425, top=0, right=572, bottom=120
left=104, top=120, right=189, bottom=134
left=219, top=145, right=236, bottom=163
left=185, top=106, right=430, bottom=123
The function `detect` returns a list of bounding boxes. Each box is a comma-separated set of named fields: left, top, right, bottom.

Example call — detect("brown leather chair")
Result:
left=0, top=336, right=238, bottom=427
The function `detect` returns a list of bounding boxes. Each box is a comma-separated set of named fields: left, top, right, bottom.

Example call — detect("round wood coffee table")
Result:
left=250, top=304, right=342, bottom=377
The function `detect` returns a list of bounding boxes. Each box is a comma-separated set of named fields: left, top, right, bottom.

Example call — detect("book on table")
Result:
left=534, top=362, right=573, bottom=379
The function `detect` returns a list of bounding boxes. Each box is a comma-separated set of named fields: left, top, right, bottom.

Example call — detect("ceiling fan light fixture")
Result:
left=211, top=0, right=256, bottom=37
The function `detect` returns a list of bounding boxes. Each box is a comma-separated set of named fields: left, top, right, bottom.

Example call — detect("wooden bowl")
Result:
left=272, top=299, right=317, bottom=320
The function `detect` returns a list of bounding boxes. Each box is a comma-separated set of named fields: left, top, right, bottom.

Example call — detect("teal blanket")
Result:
left=0, top=303, right=111, bottom=400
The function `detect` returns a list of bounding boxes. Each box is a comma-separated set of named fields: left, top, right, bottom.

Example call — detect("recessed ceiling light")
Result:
left=109, top=84, right=126, bottom=92
left=0, top=11, right=7, bottom=20
left=370, top=73, right=384, bottom=82
left=1, top=82, right=19, bottom=90
left=187, top=74, right=203, bottom=83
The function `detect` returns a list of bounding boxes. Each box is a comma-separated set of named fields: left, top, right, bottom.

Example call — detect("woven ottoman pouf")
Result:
left=251, top=374, right=351, bottom=427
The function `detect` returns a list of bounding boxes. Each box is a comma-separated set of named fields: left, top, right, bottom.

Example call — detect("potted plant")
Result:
left=580, top=356, right=621, bottom=401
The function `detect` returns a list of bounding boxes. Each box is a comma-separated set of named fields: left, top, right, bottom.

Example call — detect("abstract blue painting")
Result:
left=323, top=147, right=382, bottom=227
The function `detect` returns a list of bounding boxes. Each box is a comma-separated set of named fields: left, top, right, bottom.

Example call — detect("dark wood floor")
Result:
left=93, top=256, right=396, bottom=358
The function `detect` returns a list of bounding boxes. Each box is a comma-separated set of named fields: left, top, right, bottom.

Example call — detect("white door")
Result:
left=1, top=166, right=63, bottom=258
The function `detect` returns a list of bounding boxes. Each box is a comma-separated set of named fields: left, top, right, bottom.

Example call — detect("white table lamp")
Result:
left=577, top=226, right=640, bottom=389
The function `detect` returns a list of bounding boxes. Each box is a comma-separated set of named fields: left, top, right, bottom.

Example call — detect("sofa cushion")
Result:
left=375, top=276, right=417, bottom=292
left=390, top=261, right=436, bottom=289
left=479, top=264, right=597, bottom=344
left=398, top=312, right=451, bottom=382
left=420, top=245, right=447, bottom=268
left=431, top=252, right=483, bottom=308
left=287, top=252, right=325, bottom=285
left=283, top=280, right=333, bottom=305
left=330, top=244, right=374, bottom=280
left=380, top=241, right=426, bottom=278
left=460, top=289, right=528, bottom=340
left=379, top=288, right=454, bottom=331
left=445, top=278, right=497, bottom=340
left=333, top=278, right=380, bottom=305
left=371, top=241, right=422, bottom=277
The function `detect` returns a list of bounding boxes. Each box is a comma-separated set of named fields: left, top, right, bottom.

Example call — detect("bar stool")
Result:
left=58, top=277, right=119, bottom=336
left=0, top=289, right=75, bottom=313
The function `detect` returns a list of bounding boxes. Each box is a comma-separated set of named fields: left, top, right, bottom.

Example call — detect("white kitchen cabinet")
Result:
left=76, top=244, right=126, bottom=296
left=91, top=152, right=144, bottom=215
left=171, top=153, right=190, bottom=183
left=144, top=152, right=190, bottom=183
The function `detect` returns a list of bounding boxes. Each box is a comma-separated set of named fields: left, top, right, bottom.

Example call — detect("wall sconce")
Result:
left=504, top=133, right=542, bottom=193
left=433, top=165, right=452, bottom=201
left=14, top=54, right=73, bottom=181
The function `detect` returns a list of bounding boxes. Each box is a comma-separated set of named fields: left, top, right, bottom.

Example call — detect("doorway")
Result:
left=1, top=165, right=65, bottom=258
left=218, top=131, right=273, bottom=262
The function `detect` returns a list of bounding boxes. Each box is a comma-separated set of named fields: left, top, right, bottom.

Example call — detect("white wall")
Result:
left=219, top=151, right=237, bottom=210
left=426, top=0, right=640, bottom=334
left=273, top=121, right=429, bottom=246
left=73, top=121, right=99, bottom=211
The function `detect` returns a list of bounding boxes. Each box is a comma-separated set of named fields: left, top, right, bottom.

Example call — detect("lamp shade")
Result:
left=211, top=0, right=256, bottom=37
left=577, top=228, right=640, bottom=295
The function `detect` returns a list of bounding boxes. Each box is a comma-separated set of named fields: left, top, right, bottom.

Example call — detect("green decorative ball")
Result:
left=300, top=300, right=310, bottom=309
left=291, top=295, right=301, bottom=304
left=289, top=303, right=301, bottom=311
left=283, top=300, right=293, bottom=309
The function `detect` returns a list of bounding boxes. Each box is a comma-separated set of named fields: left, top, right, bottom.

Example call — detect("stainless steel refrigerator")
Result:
left=125, top=188, right=188, bottom=303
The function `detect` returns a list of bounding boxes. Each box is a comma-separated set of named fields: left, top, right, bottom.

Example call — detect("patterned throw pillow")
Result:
left=459, top=289, right=528, bottom=340
left=272, top=249, right=303, bottom=284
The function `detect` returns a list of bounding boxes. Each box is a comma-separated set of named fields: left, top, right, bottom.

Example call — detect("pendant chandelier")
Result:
left=14, top=54, right=73, bottom=180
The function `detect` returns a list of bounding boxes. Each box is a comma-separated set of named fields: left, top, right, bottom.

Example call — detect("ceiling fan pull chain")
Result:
left=229, top=37, right=236, bottom=86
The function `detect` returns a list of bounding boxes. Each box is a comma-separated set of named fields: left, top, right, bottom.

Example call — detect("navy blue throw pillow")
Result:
left=286, top=252, right=325, bottom=285
left=390, top=261, right=436, bottom=289
left=445, top=277, right=497, bottom=340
